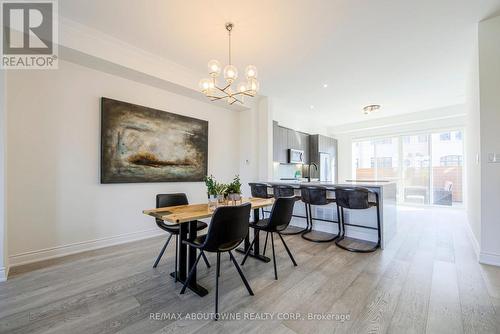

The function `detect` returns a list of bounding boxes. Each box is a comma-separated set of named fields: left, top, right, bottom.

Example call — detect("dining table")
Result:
left=142, top=197, right=274, bottom=297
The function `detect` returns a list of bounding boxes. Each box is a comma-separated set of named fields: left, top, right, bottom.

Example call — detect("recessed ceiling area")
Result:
left=60, top=0, right=500, bottom=126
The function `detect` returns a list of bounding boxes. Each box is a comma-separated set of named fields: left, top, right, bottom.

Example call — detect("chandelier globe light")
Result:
left=199, top=23, right=259, bottom=105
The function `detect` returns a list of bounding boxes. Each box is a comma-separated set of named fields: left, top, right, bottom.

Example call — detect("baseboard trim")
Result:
left=8, top=228, right=164, bottom=267
left=464, top=220, right=481, bottom=260
left=479, top=252, right=500, bottom=267
left=0, top=266, right=8, bottom=282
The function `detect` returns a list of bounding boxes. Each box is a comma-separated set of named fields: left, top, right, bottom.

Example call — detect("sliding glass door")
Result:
left=401, top=134, right=430, bottom=205
left=352, top=129, right=464, bottom=207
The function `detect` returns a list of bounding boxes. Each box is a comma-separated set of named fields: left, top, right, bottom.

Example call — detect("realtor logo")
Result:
left=1, top=0, right=58, bottom=69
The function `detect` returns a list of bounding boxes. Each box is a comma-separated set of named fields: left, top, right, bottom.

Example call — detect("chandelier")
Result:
left=199, top=23, right=259, bottom=105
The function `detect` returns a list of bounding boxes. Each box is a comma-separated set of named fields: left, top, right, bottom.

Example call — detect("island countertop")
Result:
left=265, top=180, right=397, bottom=189
left=257, top=180, right=398, bottom=249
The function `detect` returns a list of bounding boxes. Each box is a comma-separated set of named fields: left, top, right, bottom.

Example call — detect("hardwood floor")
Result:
left=1, top=206, right=499, bottom=334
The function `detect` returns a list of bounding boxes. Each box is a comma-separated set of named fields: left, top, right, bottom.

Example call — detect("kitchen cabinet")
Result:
left=273, top=122, right=288, bottom=163
left=273, top=122, right=310, bottom=164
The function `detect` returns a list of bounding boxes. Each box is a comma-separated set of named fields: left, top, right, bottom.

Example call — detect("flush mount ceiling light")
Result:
left=363, top=104, right=381, bottom=115
left=199, top=23, right=259, bottom=105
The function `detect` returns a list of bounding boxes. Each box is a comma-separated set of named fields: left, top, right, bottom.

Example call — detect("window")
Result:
left=353, top=129, right=464, bottom=207
left=440, top=132, right=451, bottom=141
left=370, top=157, right=393, bottom=168
left=440, top=155, right=463, bottom=166
left=418, top=135, right=428, bottom=143
left=352, top=137, right=398, bottom=181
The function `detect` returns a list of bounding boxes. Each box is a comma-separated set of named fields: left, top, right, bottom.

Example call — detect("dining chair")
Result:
left=180, top=203, right=254, bottom=320
left=154, top=194, right=210, bottom=280
left=241, top=197, right=297, bottom=280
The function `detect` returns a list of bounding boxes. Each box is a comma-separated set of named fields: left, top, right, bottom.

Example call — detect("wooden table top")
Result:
left=142, top=197, right=274, bottom=224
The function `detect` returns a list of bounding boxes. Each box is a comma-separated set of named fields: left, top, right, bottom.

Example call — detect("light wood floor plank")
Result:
left=1, top=207, right=499, bottom=334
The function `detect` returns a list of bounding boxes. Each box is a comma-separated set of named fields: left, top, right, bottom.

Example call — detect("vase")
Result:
left=217, top=194, right=226, bottom=206
left=208, top=195, right=217, bottom=211
left=227, top=193, right=242, bottom=205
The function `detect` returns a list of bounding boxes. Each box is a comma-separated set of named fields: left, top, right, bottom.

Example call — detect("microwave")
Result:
left=288, top=149, right=304, bottom=164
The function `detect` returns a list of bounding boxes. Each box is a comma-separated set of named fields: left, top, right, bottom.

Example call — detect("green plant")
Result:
left=204, top=175, right=217, bottom=196
left=226, top=175, right=242, bottom=194
left=213, top=182, right=228, bottom=196
left=204, top=175, right=228, bottom=196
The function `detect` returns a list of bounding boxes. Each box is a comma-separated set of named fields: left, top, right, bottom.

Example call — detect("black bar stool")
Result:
left=334, top=187, right=381, bottom=253
left=300, top=186, right=339, bottom=243
left=153, top=194, right=210, bottom=280
left=248, top=182, right=273, bottom=219
left=180, top=203, right=254, bottom=320
left=273, top=185, right=306, bottom=236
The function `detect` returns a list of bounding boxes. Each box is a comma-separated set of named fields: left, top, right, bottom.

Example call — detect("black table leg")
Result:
left=171, top=222, right=208, bottom=297
left=236, top=208, right=271, bottom=263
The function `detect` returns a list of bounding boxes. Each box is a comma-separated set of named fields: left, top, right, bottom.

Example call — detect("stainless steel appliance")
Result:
left=288, top=149, right=304, bottom=164
left=319, top=152, right=336, bottom=182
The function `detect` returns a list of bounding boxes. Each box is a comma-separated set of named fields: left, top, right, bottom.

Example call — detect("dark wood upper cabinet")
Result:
left=273, top=122, right=310, bottom=164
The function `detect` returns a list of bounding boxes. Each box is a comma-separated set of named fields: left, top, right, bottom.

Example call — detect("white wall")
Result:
left=465, top=24, right=481, bottom=253
left=6, top=60, right=242, bottom=265
left=0, top=69, right=7, bottom=281
left=329, top=105, right=467, bottom=182
left=478, top=15, right=500, bottom=266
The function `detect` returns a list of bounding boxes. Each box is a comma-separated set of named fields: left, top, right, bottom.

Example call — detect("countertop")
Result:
left=266, top=180, right=396, bottom=189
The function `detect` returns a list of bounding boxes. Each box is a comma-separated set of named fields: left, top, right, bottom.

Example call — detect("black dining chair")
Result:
left=248, top=182, right=273, bottom=219
left=272, top=185, right=305, bottom=237
left=334, top=187, right=381, bottom=253
left=153, top=194, right=210, bottom=280
left=241, top=197, right=297, bottom=280
left=180, top=203, right=254, bottom=320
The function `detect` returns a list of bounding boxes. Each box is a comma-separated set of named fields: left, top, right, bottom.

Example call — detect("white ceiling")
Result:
left=60, top=0, right=500, bottom=126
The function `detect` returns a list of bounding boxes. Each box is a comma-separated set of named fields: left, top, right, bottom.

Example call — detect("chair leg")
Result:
left=229, top=251, right=254, bottom=296
left=278, top=233, right=297, bottom=266
left=262, top=232, right=269, bottom=256
left=215, top=251, right=220, bottom=321
left=201, top=251, right=211, bottom=268
left=271, top=232, right=278, bottom=280
left=180, top=251, right=203, bottom=294
left=153, top=233, right=172, bottom=268
left=241, top=236, right=257, bottom=266
left=217, top=252, right=221, bottom=278
left=261, top=207, right=265, bottom=219
left=174, top=235, right=178, bottom=282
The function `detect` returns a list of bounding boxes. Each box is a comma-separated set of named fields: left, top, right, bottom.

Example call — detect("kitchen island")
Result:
left=262, top=181, right=397, bottom=249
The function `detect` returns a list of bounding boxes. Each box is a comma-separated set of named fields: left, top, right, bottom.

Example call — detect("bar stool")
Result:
left=273, top=185, right=306, bottom=236
left=334, top=187, right=381, bottom=253
left=248, top=183, right=273, bottom=219
left=300, top=185, right=339, bottom=243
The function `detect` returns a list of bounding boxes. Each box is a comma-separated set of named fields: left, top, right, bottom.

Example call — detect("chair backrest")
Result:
left=334, top=187, right=371, bottom=209
left=300, top=185, right=328, bottom=205
left=249, top=183, right=270, bottom=198
left=202, top=203, right=251, bottom=252
left=444, top=181, right=453, bottom=192
left=273, top=185, right=295, bottom=199
left=155, top=193, right=189, bottom=225
left=267, top=196, right=296, bottom=231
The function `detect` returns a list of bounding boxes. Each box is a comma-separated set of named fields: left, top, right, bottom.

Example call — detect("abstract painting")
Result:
left=100, top=98, right=208, bottom=183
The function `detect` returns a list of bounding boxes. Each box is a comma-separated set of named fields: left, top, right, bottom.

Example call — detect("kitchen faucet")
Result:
left=307, top=162, right=318, bottom=182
